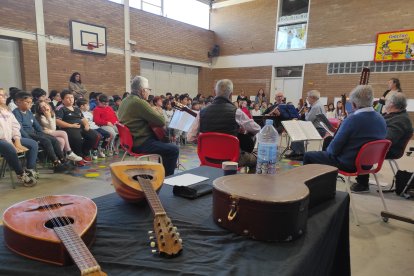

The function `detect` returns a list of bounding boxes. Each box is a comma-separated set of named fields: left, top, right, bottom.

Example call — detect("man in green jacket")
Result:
left=118, top=76, right=179, bottom=176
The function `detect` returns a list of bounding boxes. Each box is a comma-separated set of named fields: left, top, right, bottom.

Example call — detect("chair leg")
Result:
left=345, top=176, right=360, bottom=226
left=121, top=151, right=127, bottom=161
left=372, top=173, right=388, bottom=212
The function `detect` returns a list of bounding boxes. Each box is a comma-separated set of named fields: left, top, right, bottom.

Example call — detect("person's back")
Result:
left=328, top=111, right=386, bottom=167
left=199, top=96, right=239, bottom=136
left=118, top=94, right=164, bottom=146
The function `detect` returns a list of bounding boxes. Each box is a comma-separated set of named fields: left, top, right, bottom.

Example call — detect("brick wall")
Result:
left=307, top=0, right=414, bottom=48
left=130, top=9, right=214, bottom=63
left=0, top=0, right=36, bottom=33
left=46, top=44, right=125, bottom=95
left=210, top=0, right=277, bottom=56
left=20, top=40, right=40, bottom=91
left=44, top=0, right=125, bottom=49
left=198, top=66, right=272, bottom=98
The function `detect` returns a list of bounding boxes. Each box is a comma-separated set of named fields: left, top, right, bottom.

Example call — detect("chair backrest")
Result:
left=388, top=133, right=413, bottom=160
left=197, top=132, right=240, bottom=168
left=115, top=123, right=134, bottom=154
left=355, top=139, right=392, bottom=175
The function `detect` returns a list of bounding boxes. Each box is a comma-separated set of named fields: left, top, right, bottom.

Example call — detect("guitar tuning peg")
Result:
left=176, top=232, right=180, bottom=237
left=151, top=249, right=158, bottom=254
left=149, top=236, right=155, bottom=241
left=178, top=238, right=183, bottom=244
left=148, top=230, right=153, bottom=235
left=173, top=227, right=177, bottom=231
left=150, top=241, right=156, bottom=248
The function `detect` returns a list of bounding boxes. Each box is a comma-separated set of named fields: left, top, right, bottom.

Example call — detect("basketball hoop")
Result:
left=87, top=42, right=104, bottom=50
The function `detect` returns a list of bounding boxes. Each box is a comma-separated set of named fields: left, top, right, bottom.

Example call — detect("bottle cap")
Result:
left=265, top=119, right=273, bottom=125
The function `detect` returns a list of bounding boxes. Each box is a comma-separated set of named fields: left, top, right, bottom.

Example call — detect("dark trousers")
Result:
left=0, top=138, right=38, bottom=174
left=303, top=151, right=355, bottom=171
left=132, top=137, right=179, bottom=176
left=63, top=128, right=99, bottom=157
left=28, top=132, right=63, bottom=162
left=95, top=128, right=111, bottom=149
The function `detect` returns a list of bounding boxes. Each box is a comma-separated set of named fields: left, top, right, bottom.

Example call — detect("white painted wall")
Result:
left=140, top=60, right=199, bottom=97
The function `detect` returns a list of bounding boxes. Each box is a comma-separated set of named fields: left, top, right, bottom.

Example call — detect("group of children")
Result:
left=1, top=87, right=121, bottom=187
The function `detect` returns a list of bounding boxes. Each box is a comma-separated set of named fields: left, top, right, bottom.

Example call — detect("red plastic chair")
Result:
left=115, top=123, right=161, bottom=163
left=197, top=132, right=240, bottom=168
left=338, top=139, right=392, bottom=225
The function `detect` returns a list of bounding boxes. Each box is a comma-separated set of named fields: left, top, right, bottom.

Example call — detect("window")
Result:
left=276, top=0, right=309, bottom=50
left=276, top=66, right=303, bottom=78
left=107, top=0, right=210, bottom=29
left=327, top=60, right=414, bottom=75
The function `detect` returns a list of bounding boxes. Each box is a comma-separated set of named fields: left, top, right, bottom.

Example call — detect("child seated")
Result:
left=0, top=89, right=38, bottom=186
left=12, top=91, right=68, bottom=172
left=77, top=98, right=109, bottom=159
left=34, top=100, right=82, bottom=162
left=93, top=94, right=120, bottom=155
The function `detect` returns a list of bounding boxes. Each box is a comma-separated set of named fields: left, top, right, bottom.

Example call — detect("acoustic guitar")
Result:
left=172, top=101, right=256, bottom=153
left=2, top=195, right=106, bottom=275
left=110, top=161, right=182, bottom=257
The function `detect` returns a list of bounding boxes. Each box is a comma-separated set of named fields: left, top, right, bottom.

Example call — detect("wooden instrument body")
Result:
left=2, top=195, right=97, bottom=266
left=212, top=164, right=338, bottom=242
left=110, top=161, right=165, bottom=203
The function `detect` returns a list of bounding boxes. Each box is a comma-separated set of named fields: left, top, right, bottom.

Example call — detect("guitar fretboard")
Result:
left=138, top=177, right=166, bottom=216
left=54, top=225, right=101, bottom=274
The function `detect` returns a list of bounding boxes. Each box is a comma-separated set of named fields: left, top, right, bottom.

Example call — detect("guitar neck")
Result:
left=173, top=102, right=197, bottom=117
left=138, top=177, right=166, bottom=216
left=54, top=225, right=104, bottom=275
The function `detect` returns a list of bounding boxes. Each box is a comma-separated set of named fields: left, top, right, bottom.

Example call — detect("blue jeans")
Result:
left=303, top=151, right=355, bottom=172
left=0, top=138, right=38, bottom=174
left=132, top=137, right=179, bottom=176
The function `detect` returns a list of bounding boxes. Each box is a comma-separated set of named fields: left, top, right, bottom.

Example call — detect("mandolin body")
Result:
left=2, top=195, right=97, bottom=266
left=110, top=161, right=165, bottom=203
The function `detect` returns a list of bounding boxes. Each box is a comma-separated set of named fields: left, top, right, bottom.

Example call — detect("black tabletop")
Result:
left=0, top=166, right=350, bottom=276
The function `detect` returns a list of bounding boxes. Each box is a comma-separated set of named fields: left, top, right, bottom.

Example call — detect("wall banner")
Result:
left=374, top=29, right=414, bottom=62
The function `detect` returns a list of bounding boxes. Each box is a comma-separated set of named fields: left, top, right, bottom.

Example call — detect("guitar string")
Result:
left=39, top=196, right=87, bottom=270
left=52, top=198, right=98, bottom=269
left=38, top=196, right=90, bottom=271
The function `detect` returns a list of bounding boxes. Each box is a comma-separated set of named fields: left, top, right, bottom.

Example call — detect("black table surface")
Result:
left=0, top=166, right=350, bottom=276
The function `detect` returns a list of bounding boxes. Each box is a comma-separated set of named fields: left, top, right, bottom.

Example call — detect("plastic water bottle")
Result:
left=256, top=119, right=279, bottom=174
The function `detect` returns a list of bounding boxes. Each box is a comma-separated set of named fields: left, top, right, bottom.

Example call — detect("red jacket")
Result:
left=93, top=106, right=118, bottom=126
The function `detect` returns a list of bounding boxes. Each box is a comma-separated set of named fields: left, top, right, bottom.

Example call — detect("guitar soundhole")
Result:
left=44, top=217, right=74, bottom=229
left=132, top=174, right=153, bottom=181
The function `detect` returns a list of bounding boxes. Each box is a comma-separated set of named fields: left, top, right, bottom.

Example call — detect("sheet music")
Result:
left=299, top=121, right=322, bottom=140
left=164, top=174, right=209, bottom=187
left=169, top=110, right=195, bottom=132
left=319, top=122, right=334, bottom=137
left=282, top=120, right=322, bottom=141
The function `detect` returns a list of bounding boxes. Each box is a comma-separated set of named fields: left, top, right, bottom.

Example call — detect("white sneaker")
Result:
left=67, top=152, right=83, bottom=162
left=17, top=172, right=37, bottom=187
left=98, top=151, right=106, bottom=158
left=25, top=169, right=39, bottom=179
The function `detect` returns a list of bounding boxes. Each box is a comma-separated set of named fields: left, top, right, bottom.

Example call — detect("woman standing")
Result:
left=255, top=89, right=267, bottom=106
left=69, top=72, right=88, bottom=99
left=378, top=78, right=402, bottom=113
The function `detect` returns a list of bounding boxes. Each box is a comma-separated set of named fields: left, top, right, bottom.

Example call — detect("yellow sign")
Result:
left=374, top=29, right=414, bottom=62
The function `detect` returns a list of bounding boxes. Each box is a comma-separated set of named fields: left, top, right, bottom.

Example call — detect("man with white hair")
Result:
left=187, top=79, right=260, bottom=173
left=118, top=76, right=179, bottom=176
left=355, top=92, right=413, bottom=191
left=286, top=90, right=326, bottom=160
left=303, top=85, right=387, bottom=193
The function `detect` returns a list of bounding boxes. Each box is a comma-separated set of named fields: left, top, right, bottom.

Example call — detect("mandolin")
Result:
left=2, top=195, right=106, bottom=275
left=110, top=161, right=182, bottom=257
